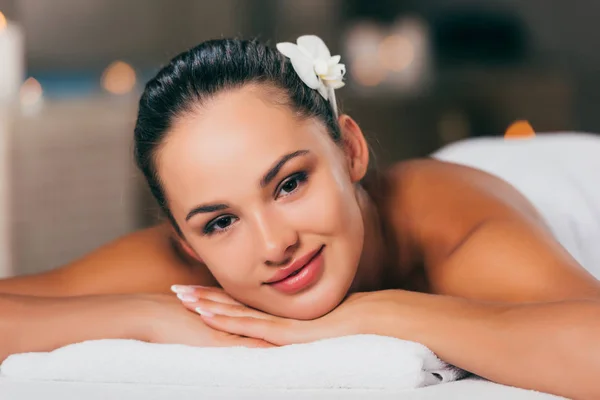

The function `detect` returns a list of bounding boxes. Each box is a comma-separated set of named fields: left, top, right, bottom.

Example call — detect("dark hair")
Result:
left=134, top=38, right=342, bottom=233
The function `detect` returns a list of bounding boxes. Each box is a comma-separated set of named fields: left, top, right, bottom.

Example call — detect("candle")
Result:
left=0, top=11, right=25, bottom=101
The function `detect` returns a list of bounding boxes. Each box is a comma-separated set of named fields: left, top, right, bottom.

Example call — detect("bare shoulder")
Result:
left=0, top=223, right=217, bottom=297
left=385, top=157, right=548, bottom=249
left=382, top=158, right=600, bottom=301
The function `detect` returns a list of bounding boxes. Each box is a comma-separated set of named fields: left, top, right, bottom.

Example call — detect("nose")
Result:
left=252, top=210, right=299, bottom=266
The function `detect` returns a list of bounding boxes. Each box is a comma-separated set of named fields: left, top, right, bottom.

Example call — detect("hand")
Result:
left=174, top=286, right=395, bottom=346
left=133, top=293, right=273, bottom=348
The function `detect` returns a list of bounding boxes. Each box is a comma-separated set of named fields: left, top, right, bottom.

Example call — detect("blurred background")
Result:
left=0, top=0, right=597, bottom=277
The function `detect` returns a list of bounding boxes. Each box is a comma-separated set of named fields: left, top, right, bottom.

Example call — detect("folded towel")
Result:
left=0, top=335, right=466, bottom=389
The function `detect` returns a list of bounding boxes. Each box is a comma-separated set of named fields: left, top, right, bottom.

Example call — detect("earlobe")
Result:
left=338, top=114, right=369, bottom=182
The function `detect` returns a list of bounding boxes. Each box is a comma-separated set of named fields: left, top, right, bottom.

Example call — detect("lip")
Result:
left=265, top=246, right=325, bottom=295
left=265, top=245, right=324, bottom=284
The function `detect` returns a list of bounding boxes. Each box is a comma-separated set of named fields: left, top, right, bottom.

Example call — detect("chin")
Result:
left=292, top=299, right=342, bottom=320
left=272, top=276, right=352, bottom=320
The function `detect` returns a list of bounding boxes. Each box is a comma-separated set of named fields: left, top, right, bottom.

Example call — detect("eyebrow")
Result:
left=260, top=149, right=309, bottom=188
left=185, top=203, right=229, bottom=221
left=185, top=149, right=310, bottom=222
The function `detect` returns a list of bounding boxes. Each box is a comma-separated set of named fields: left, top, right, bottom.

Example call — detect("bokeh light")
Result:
left=19, top=77, right=43, bottom=107
left=351, top=58, right=386, bottom=87
left=0, top=12, right=7, bottom=31
left=504, top=120, right=536, bottom=139
left=101, top=61, right=137, bottom=95
left=378, top=34, right=415, bottom=72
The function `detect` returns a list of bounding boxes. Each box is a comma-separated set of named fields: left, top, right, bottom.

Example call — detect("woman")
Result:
left=1, top=36, right=599, bottom=399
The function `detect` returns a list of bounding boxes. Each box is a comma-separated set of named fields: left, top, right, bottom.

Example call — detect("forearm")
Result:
left=0, top=294, right=147, bottom=362
left=0, top=224, right=216, bottom=297
left=368, top=291, right=600, bottom=400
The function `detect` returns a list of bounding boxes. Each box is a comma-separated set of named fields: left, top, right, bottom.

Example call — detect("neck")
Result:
left=350, top=184, right=388, bottom=293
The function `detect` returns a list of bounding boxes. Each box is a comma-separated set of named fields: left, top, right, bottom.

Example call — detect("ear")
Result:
left=338, top=114, right=369, bottom=182
left=168, top=224, right=205, bottom=264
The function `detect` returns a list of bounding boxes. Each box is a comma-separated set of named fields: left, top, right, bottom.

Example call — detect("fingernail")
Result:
left=195, top=307, right=215, bottom=317
left=176, top=293, right=197, bottom=302
left=171, top=285, right=193, bottom=294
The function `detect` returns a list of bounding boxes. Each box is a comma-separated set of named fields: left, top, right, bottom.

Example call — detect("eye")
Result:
left=203, top=215, right=238, bottom=235
left=276, top=171, right=308, bottom=199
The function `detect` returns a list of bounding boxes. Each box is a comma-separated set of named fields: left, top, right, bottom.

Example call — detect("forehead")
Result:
left=157, top=87, right=333, bottom=210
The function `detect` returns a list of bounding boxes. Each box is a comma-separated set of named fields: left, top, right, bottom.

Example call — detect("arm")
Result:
left=0, top=291, right=270, bottom=362
left=0, top=224, right=217, bottom=297
left=0, top=293, right=145, bottom=362
left=187, top=283, right=600, bottom=399
left=365, top=290, right=600, bottom=400
left=395, top=160, right=600, bottom=398
left=0, top=226, right=269, bottom=361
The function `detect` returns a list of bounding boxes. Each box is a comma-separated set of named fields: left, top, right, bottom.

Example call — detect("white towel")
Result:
left=0, top=335, right=466, bottom=389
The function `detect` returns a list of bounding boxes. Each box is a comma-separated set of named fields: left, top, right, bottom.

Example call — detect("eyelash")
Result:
left=202, top=171, right=309, bottom=236
left=203, top=214, right=238, bottom=235
left=274, top=171, right=308, bottom=199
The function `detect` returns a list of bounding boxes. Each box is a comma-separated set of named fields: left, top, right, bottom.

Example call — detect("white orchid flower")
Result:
left=276, top=35, right=345, bottom=115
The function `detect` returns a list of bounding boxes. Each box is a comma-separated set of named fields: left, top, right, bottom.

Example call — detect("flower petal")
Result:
left=291, top=60, right=321, bottom=89
left=275, top=42, right=298, bottom=59
left=316, top=83, right=329, bottom=100
left=323, top=64, right=346, bottom=81
left=276, top=42, right=320, bottom=89
left=328, top=55, right=341, bottom=66
left=324, top=79, right=345, bottom=89
left=335, top=63, right=347, bottom=77
left=314, top=59, right=329, bottom=76
left=297, top=35, right=331, bottom=60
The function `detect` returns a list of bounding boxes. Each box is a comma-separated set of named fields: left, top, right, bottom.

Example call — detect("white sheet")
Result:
left=0, top=376, right=565, bottom=400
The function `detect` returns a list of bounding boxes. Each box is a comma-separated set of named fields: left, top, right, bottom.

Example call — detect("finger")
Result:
left=232, top=337, right=276, bottom=348
left=189, top=286, right=240, bottom=302
left=201, top=314, right=274, bottom=342
left=185, top=298, right=273, bottom=321
left=200, top=314, right=296, bottom=346
left=172, top=285, right=242, bottom=306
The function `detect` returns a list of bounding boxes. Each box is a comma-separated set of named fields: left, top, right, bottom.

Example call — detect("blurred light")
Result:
left=0, top=11, right=7, bottom=31
left=101, top=61, right=136, bottom=95
left=19, top=77, right=43, bottom=109
left=438, top=110, right=470, bottom=144
left=345, top=22, right=384, bottom=59
left=378, top=35, right=415, bottom=72
left=351, top=58, right=386, bottom=87
left=345, top=21, right=387, bottom=88
left=504, top=120, right=535, bottom=139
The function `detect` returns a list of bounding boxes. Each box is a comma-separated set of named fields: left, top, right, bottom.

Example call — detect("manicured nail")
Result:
left=176, top=293, right=197, bottom=302
left=195, top=307, right=215, bottom=317
left=171, top=285, right=193, bottom=294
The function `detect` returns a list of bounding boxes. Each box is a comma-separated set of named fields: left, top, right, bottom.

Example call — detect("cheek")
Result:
left=298, top=172, right=362, bottom=234
left=193, top=234, right=256, bottom=289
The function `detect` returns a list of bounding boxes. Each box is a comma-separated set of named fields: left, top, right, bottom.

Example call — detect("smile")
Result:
left=265, top=245, right=325, bottom=294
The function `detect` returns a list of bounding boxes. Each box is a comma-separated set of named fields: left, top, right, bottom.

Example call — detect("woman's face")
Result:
left=158, top=86, right=367, bottom=319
